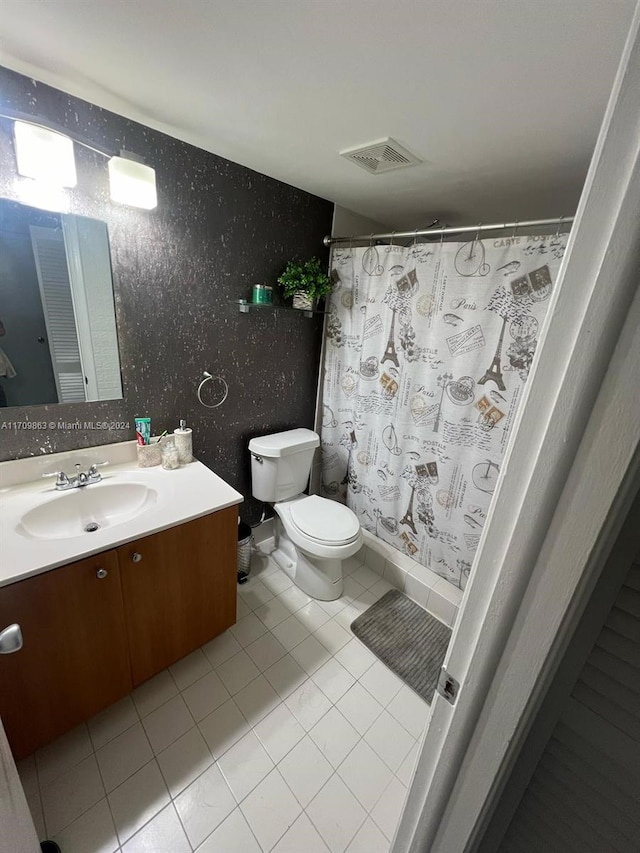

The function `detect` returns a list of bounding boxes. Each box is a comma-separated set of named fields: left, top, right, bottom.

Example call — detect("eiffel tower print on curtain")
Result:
left=321, top=234, right=567, bottom=589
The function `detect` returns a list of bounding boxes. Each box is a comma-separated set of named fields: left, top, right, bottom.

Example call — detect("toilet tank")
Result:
left=249, top=428, right=320, bottom=502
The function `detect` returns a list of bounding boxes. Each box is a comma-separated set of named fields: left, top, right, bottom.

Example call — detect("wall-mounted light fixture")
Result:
left=13, top=121, right=77, bottom=187
left=3, top=111, right=157, bottom=210
left=108, top=151, right=157, bottom=210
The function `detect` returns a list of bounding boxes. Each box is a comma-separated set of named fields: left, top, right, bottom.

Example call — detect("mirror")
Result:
left=0, top=198, right=123, bottom=408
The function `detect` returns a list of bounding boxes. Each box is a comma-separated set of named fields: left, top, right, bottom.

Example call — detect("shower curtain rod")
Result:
left=322, top=216, right=574, bottom=246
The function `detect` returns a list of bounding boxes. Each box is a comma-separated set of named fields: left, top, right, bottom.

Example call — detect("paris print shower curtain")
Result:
left=320, top=232, right=568, bottom=589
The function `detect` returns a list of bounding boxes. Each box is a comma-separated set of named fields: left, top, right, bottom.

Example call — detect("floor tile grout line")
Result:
left=303, top=770, right=369, bottom=853
left=37, top=750, right=107, bottom=840
left=34, top=722, right=93, bottom=788
left=35, top=646, right=409, bottom=811
left=93, top=716, right=145, bottom=769
left=335, top=741, right=392, bottom=817
left=88, top=694, right=143, bottom=749
left=369, top=774, right=408, bottom=842
left=102, top=786, right=125, bottom=852
left=353, top=672, right=421, bottom=742
left=28, top=553, right=419, bottom=852
left=158, top=728, right=215, bottom=796
left=241, top=765, right=305, bottom=852
left=32, top=764, right=48, bottom=841
left=130, top=676, right=180, bottom=721
left=168, top=797, right=196, bottom=853
left=119, top=665, right=403, bottom=846
left=361, top=729, right=416, bottom=778
left=46, top=780, right=106, bottom=841
left=37, top=614, right=363, bottom=791
left=107, top=755, right=170, bottom=849
left=198, top=801, right=265, bottom=853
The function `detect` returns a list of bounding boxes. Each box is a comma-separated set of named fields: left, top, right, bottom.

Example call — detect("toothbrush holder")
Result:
left=137, top=442, right=162, bottom=468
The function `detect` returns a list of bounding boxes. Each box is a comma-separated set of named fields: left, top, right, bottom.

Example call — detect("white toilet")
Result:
left=249, top=428, right=362, bottom=600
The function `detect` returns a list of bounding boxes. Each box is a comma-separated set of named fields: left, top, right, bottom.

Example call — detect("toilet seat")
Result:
left=289, top=495, right=360, bottom=545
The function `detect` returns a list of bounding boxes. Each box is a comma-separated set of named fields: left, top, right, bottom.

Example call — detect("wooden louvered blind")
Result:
left=30, top=225, right=85, bottom=403
left=499, top=560, right=640, bottom=852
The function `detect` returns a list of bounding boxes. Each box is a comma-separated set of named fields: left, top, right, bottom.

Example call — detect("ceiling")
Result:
left=0, top=0, right=635, bottom=229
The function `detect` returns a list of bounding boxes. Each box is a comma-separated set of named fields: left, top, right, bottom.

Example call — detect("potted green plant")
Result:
left=277, top=257, right=333, bottom=311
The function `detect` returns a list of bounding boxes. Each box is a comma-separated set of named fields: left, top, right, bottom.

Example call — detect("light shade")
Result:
left=108, top=155, right=157, bottom=209
left=14, top=121, right=77, bottom=187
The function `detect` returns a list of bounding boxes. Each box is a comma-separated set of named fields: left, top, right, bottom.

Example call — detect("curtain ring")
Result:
left=555, top=215, right=564, bottom=237
left=440, top=227, right=445, bottom=246
left=512, top=219, right=519, bottom=239
left=391, top=230, right=396, bottom=247
left=348, top=234, right=353, bottom=251
left=369, top=233, right=374, bottom=248
left=475, top=223, right=482, bottom=245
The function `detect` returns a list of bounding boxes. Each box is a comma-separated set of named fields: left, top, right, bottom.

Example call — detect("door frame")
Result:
left=0, top=718, right=40, bottom=853
left=394, top=5, right=640, bottom=852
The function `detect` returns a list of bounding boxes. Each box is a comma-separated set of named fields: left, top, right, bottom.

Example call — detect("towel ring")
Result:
left=197, top=371, right=229, bottom=409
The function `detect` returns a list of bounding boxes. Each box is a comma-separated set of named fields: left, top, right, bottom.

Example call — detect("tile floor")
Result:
left=17, top=547, right=430, bottom=853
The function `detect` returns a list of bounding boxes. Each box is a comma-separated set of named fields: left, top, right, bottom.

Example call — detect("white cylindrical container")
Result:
left=174, top=419, right=193, bottom=464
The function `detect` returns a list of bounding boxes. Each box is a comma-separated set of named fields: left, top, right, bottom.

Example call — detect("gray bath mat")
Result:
left=351, top=589, right=452, bottom=704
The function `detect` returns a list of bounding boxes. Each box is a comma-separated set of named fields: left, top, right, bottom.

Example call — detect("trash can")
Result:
left=237, top=520, right=252, bottom=582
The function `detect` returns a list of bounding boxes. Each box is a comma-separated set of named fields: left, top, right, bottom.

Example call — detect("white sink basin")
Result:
left=17, top=482, right=158, bottom=540
left=1, top=441, right=244, bottom=587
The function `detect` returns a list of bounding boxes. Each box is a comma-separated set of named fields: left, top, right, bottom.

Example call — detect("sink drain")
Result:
left=84, top=522, right=100, bottom=533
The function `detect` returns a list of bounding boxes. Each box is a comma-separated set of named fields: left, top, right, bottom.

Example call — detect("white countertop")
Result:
left=0, top=442, right=243, bottom=588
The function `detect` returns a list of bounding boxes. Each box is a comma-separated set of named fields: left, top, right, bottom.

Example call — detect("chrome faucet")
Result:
left=43, top=462, right=108, bottom=490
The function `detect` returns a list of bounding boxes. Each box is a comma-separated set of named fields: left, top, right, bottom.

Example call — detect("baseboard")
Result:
left=356, top=529, right=463, bottom=628
left=249, top=518, right=463, bottom=629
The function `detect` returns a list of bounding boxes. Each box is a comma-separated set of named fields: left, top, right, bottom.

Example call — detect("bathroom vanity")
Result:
left=0, top=442, right=242, bottom=759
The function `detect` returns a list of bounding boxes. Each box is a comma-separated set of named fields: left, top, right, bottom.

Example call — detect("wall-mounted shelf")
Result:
left=230, top=299, right=326, bottom=318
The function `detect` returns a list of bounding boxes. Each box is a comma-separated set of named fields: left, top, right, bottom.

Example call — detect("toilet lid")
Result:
left=290, top=495, right=360, bottom=544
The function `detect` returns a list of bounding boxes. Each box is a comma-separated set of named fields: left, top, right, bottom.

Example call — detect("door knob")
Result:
left=0, top=623, right=23, bottom=654
left=96, top=568, right=108, bottom=579
left=132, top=552, right=142, bottom=563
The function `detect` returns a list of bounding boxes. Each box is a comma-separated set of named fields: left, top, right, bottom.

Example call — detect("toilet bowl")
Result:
left=272, top=495, right=362, bottom=600
left=248, top=428, right=363, bottom=601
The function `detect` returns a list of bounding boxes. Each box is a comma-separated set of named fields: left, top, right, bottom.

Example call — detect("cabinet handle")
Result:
left=96, top=568, right=108, bottom=579
left=0, top=623, right=23, bottom=654
left=132, top=552, right=142, bottom=563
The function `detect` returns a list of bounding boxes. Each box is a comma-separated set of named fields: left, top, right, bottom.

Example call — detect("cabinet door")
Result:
left=0, top=551, right=132, bottom=759
left=119, top=508, right=237, bottom=686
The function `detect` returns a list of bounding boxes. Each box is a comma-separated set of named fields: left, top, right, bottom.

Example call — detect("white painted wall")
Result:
left=331, top=206, right=392, bottom=238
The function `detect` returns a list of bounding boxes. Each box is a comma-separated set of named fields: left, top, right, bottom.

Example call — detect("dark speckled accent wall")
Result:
left=0, top=67, right=332, bottom=521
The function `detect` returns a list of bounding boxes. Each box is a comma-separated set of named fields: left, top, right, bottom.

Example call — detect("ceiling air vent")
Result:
left=340, top=138, right=422, bottom=175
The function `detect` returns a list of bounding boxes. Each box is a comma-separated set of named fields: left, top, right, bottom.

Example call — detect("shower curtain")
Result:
left=320, top=232, right=568, bottom=589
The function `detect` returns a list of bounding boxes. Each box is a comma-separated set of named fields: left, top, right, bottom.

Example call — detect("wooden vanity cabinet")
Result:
left=118, top=507, right=237, bottom=685
left=0, top=550, right=132, bottom=760
left=0, top=507, right=237, bottom=758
